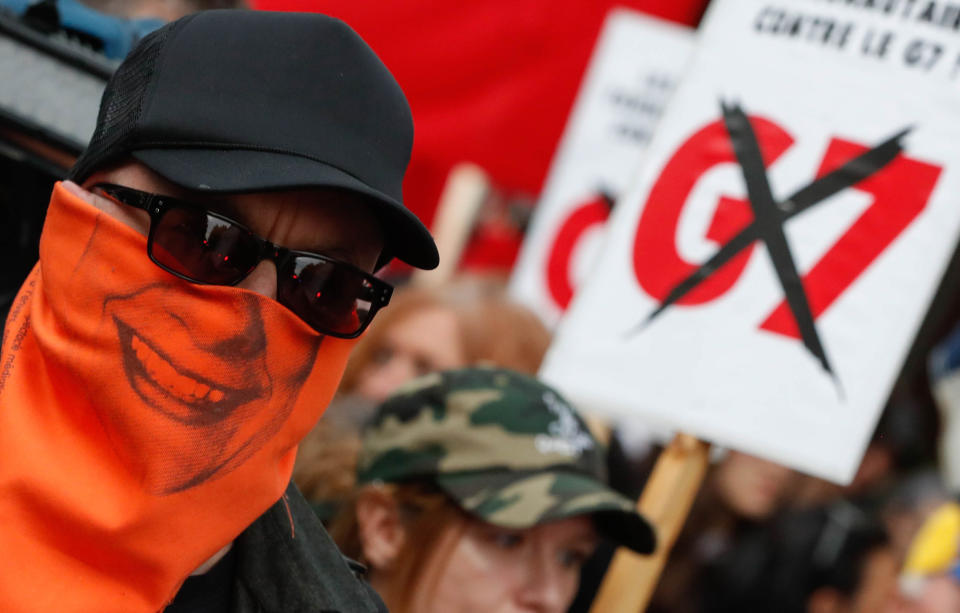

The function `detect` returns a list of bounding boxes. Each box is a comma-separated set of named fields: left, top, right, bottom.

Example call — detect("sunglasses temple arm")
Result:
left=96, top=185, right=156, bottom=214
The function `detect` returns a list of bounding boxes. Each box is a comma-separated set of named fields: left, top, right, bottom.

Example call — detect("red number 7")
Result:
left=760, top=138, right=942, bottom=339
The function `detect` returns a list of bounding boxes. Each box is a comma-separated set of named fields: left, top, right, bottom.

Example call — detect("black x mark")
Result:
left=630, top=101, right=910, bottom=388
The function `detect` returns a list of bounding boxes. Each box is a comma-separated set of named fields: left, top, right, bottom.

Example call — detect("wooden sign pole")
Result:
left=411, top=162, right=489, bottom=288
left=589, top=433, right=711, bottom=613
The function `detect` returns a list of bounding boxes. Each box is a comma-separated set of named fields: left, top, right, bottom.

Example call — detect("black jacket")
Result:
left=229, top=482, right=387, bottom=613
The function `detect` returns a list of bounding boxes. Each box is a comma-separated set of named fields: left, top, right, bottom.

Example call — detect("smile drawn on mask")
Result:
left=105, top=284, right=275, bottom=432
left=114, top=317, right=267, bottom=427
left=99, top=284, right=322, bottom=493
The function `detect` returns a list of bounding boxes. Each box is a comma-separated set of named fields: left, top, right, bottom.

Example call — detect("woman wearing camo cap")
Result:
left=330, top=366, right=655, bottom=613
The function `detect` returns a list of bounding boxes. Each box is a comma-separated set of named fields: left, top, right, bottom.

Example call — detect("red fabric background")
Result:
left=253, top=0, right=711, bottom=270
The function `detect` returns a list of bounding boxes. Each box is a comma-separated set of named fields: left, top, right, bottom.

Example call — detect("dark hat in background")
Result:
left=357, top=367, right=656, bottom=554
left=70, top=10, right=438, bottom=270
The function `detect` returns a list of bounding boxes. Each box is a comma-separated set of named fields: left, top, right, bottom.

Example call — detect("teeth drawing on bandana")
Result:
left=96, top=286, right=323, bottom=494
left=115, top=317, right=261, bottom=427
left=130, top=333, right=220, bottom=401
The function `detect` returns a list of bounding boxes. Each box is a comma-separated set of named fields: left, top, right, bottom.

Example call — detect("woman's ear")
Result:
left=356, top=486, right=406, bottom=572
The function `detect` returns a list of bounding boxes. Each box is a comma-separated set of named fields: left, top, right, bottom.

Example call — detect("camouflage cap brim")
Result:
left=436, top=469, right=656, bottom=554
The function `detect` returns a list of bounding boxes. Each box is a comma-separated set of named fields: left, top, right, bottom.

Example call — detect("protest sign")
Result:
left=508, top=10, right=694, bottom=328
left=541, top=0, right=960, bottom=485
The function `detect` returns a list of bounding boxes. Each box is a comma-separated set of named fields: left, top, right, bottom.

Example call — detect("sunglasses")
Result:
left=93, top=183, right=392, bottom=339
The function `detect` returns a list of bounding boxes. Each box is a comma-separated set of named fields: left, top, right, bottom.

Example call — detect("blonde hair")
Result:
left=339, top=277, right=551, bottom=393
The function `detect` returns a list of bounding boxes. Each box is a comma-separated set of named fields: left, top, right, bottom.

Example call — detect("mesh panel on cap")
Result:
left=70, top=18, right=188, bottom=182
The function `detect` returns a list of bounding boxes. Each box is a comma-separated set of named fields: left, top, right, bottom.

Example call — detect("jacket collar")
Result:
left=232, top=482, right=385, bottom=613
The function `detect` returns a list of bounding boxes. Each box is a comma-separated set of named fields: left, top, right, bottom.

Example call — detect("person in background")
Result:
left=788, top=398, right=938, bottom=514
left=890, top=501, right=960, bottom=613
left=339, top=278, right=552, bottom=404
left=875, top=322, right=960, bottom=612
left=0, top=10, right=437, bottom=613
left=569, top=439, right=799, bottom=613
left=292, top=278, right=552, bottom=518
left=642, top=450, right=797, bottom=613
left=330, top=367, right=656, bottom=613
left=700, top=501, right=895, bottom=613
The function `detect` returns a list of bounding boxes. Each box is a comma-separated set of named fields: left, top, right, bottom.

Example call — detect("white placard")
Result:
left=541, top=0, right=960, bottom=484
left=508, top=10, right=695, bottom=328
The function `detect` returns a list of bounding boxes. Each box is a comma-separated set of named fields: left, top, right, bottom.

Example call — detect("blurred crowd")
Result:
left=282, top=271, right=960, bottom=613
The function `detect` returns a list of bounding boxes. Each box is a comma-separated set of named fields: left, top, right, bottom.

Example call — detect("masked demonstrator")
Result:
left=0, top=10, right=438, bottom=613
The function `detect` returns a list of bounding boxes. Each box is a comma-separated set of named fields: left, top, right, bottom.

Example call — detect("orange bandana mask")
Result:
left=0, top=183, right=357, bottom=612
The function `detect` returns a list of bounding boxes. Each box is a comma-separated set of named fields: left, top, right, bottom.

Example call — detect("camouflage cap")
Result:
left=357, top=367, right=655, bottom=554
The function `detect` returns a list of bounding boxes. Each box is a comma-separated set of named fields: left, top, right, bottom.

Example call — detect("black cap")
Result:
left=70, top=10, right=438, bottom=270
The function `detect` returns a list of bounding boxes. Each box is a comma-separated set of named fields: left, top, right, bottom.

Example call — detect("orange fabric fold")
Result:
left=0, top=183, right=355, bottom=612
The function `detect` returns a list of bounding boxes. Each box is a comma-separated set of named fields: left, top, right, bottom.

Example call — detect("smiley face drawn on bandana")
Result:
left=113, top=302, right=266, bottom=429
left=100, top=285, right=321, bottom=494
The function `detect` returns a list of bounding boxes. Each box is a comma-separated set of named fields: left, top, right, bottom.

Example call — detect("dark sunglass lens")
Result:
left=278, top=256, right=372, bottom=336
left=150, top=205, right=260, bottom=284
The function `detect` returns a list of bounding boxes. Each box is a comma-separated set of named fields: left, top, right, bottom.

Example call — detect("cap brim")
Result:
left=132, top=148, right=439, bottom=270
left=436, top=470, right=656, bottom=554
